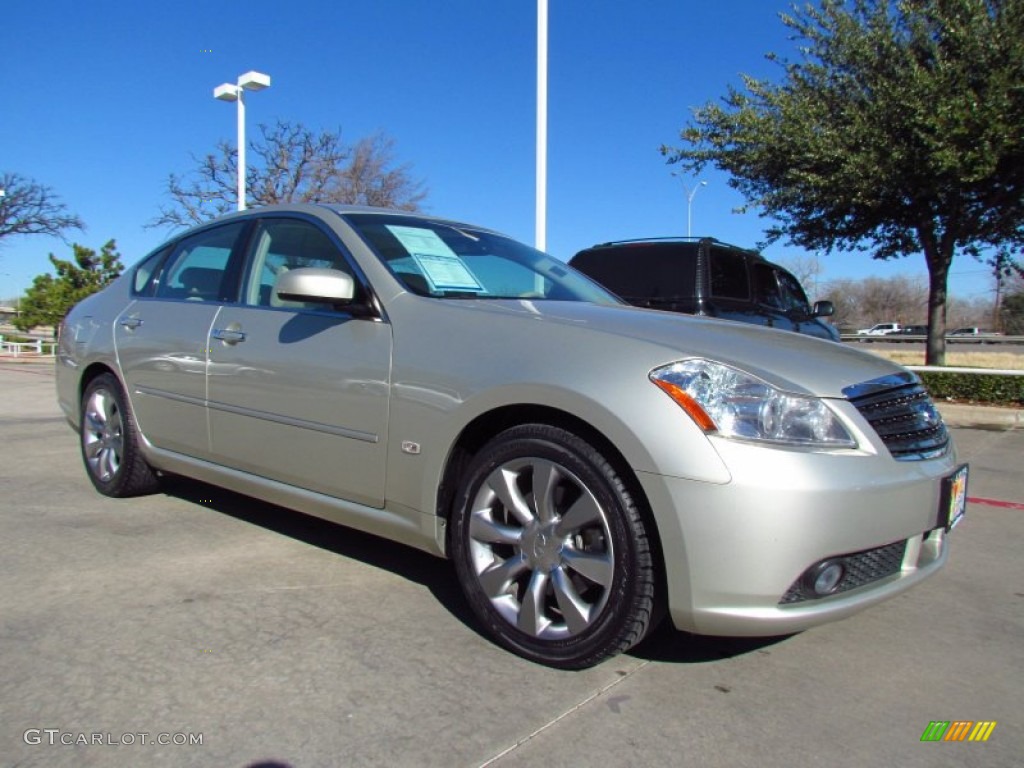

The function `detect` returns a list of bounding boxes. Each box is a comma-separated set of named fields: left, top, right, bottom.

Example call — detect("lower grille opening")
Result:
left=780, top=539, right=907, bottom=604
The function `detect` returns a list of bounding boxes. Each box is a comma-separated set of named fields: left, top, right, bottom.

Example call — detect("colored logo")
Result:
left=920, top=721, right=997, bottom=742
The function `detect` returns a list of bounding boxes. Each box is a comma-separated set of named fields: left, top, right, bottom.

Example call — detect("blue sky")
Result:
left=0, top=0, right=996, bottom=303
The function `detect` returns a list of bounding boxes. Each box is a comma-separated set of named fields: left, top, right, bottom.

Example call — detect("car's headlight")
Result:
left=650, top=359, right=856, bottom=449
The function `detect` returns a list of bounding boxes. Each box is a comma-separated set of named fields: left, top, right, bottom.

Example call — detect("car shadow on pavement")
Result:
left=162, top=474, right=794, bottom=667
left=629, top=619, right=792, bottom=664
left=159, top=475, right=481, bottom=634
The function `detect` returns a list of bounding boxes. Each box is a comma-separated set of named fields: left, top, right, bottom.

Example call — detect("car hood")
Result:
left=440, top=299, right=903, bottom=399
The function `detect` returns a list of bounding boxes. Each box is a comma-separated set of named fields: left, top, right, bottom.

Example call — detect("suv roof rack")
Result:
left=587, top=237, right=763, bottom=258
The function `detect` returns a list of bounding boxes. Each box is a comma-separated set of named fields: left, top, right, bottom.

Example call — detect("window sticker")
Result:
left=386, top=225, right=484, bottom=292
left=411, top=252, right=484, bottom=292
left=387, top=225, right=458, bottom=259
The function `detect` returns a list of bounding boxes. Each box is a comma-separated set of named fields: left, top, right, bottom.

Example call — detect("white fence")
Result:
left=0, top=335, right=58, bottom=357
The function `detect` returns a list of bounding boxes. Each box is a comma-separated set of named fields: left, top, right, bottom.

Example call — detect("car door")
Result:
left=114, top=221, right=249, bottom=459
left=205, top=216, right=392, bottom=508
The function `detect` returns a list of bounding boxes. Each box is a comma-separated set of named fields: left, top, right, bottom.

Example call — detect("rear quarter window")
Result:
left=131, top=246, right=173, bottom=297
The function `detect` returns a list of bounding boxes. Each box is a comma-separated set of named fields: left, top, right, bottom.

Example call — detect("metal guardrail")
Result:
left=841, top=333, right=1024, bottom=344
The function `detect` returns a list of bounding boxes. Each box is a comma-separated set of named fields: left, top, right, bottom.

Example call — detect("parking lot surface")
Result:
left=1, top=360, right=1021, bottom=768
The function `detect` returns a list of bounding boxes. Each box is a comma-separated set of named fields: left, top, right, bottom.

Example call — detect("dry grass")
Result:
left=862, top=349, right=1024, bottom=370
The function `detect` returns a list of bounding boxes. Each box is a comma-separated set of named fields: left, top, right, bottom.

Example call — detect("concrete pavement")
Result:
left=1, top=359, right=1021, bottom=768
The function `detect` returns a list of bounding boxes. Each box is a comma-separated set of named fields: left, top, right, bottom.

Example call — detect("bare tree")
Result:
left=821, top=274, right=928, bottom=330
left=151, top=120, right=427, bottom=229
left=0, top=172, right=85, bottom=245
left=777, top=253, right=823, bottom=300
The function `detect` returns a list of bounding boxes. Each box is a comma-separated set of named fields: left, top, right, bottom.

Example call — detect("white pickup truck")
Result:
left=857, top=322, right=903, bottom=336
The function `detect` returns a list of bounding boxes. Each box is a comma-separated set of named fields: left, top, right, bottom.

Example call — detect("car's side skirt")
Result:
left=142, top=444, right=446, bottom=558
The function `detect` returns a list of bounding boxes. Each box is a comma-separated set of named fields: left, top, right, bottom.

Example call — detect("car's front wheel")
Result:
left=450, top=424, right=658, bottom=668
left=80, top=373, right=160, bottom=497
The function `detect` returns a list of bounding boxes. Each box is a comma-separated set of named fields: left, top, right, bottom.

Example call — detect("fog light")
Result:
left=804, top=560, right=845, bottom=596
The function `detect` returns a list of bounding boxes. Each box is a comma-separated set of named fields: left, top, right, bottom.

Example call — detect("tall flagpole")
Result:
left=536, top=0, right=548, bottom=251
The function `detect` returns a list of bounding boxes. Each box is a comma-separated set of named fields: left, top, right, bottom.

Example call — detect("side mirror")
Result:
left=275, top=268, right=355, bottom=305
left=812, top=300, right=835, bottom=318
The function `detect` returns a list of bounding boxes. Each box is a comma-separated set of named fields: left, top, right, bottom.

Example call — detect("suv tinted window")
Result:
left=776, top=269, right=812, bottom=314
left=752, top=263, right=785, bottom=309
left=571, top=243, right=697, bottom=301
left=709, top=248, right=750, bottom=300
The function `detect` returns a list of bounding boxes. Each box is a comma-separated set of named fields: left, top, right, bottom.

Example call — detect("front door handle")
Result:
left=211, top=328, right=247, bottom=344
left=119, top=317, right=143, bottom=330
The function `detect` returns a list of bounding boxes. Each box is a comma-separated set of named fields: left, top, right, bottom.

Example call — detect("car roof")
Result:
left=159, top=203, right=506, bottom=244
left=574, top=237, right=765, bottom=261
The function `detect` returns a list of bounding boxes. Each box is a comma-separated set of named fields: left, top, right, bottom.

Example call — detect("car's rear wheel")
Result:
left=450, top=424, right=657, bottom=668
left=80, top=373, right=159, bottom=497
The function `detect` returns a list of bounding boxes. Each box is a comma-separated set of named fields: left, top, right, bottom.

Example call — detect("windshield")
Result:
left=343, top=213, right=621, bottom=304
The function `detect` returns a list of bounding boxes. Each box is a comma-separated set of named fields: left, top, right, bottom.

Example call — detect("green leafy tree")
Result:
left=152, top=120, right=427, bottom=229
left=15, top=240, right=123, bottom=332
left=663, top=0, right=1024, bottom=364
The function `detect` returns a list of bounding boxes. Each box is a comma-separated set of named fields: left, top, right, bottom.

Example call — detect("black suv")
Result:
left=569, top=237, right=839, bottom=341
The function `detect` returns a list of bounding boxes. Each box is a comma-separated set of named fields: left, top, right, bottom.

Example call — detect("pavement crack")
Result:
left=477, top=660, right=650, bottom=767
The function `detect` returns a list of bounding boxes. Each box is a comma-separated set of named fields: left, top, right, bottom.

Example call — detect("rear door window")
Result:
left=154, top=222, right=248, bottom=302
left=709, top=248, right=750, bottom=300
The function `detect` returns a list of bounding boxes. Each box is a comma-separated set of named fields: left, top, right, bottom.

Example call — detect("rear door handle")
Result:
left=119, top=317, right=143, bottom=330
left=211, top=328, right=247, bottom=344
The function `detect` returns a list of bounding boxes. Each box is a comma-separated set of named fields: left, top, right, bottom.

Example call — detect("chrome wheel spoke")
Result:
left=555, top=492, right=603, bottom=537
left=552, top=566, right=591, bottom=634
left=84, top=409, right=105, bottom=435
left=489, top=467, right=534, bottom=526
left=83, top=438, right=103, bottom=461
left=478, top=554, right=528, bottom=599
left=517, top=569, right=549, bottom=636
left=532, top=460, right=560, bottom=524
left=469, top=511, right=522, bottom=546
left=561, top=548, right=614, bottom=587
left=100, top=448, right=118, bottom=481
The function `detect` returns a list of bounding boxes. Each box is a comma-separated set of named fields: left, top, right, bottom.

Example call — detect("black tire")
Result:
left=450, top=424, right=657, bottom=669
left=80, top=373, right=160, bottom=497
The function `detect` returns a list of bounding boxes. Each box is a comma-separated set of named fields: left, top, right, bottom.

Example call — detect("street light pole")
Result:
left=536, top=0, right=548, bottom=252
left=214, top=71, right=271, bottom=211
left=683, top=180, right=707, bottom=238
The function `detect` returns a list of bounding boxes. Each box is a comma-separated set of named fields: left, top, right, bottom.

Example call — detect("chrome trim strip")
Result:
left=841, top=371, right=919, bottom=400
left=134, top=386, right=205, bottom=408
left=134, top=386, right=379, bottom=443
left=206, top=399, right=379, bottom=443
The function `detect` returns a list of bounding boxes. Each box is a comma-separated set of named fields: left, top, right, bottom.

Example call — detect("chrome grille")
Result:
left=780, top=540, right=907, bottom=604
left=844, top=373, right=949, bottom=461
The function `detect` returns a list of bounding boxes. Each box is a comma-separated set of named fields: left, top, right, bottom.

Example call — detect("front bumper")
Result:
left=639, top=437, right=958, bottom=637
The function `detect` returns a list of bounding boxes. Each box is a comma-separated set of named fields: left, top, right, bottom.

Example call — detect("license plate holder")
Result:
left=937, top=464, right=969, bottom=532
